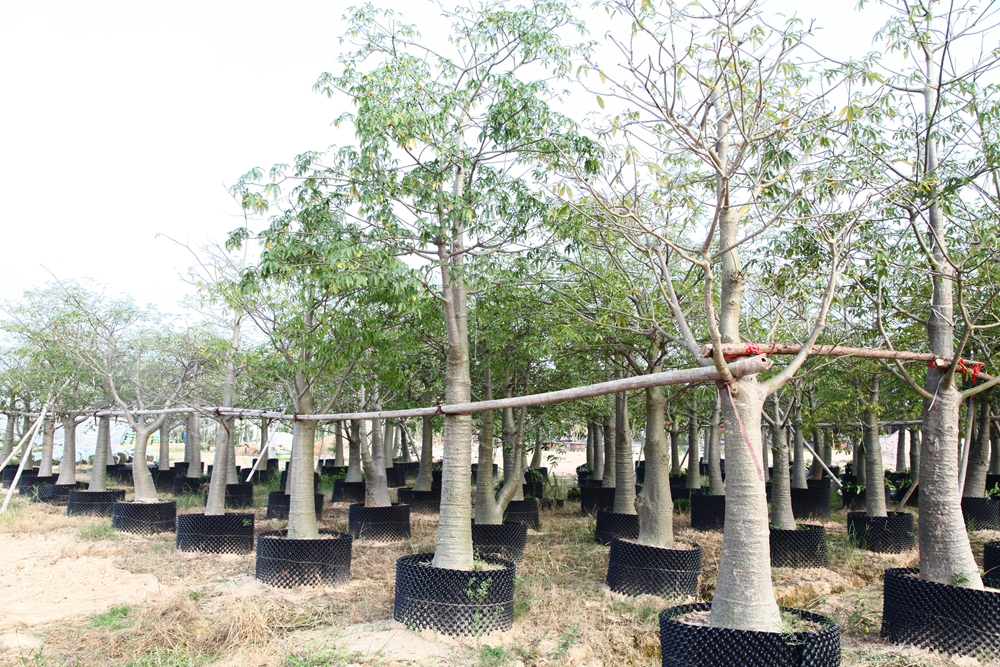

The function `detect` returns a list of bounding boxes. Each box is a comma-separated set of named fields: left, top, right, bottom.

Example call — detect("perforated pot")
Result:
left=172, top=476, right=202, bottom=496
left=522, top=481, right=544, bottom=499
left=472, top=522, right=527, bottom=562
left=595, top=509, right=639, bottom=545
left=606, top=539, right=702, bottom=599
left=331, top=480, right=366, bottom=504
left=36, top=483, right=86, bottom=504
left=153, top=470, right=175, bottom=493
left=960, top=497, right=1000, bottom=531
left=580, top=486, right=615, bottom=516
left=846, top=512, right=914, bottom=553
left=659, top=602, right=840, bottom=667
left=18, top=474, right=57, bottom=496
left=347, top=503, right=411, bottom=541
left=176, top=513, right=254, bottom=554
left=265, top=492, right=324, bottom=520
left=769, top=525, right=829, bottom=568
left=66, top=489, right=126, bottom=516
left=255, top=529, right=352, bottom=588
left=690, top=493, right=726, bottom=532
left=790, top=487, right=831, bottom=522
left=984, top=542, right=1000, bottom=588
left=504, top=498, right=540, bottom=530
left=111, top=501, right=176, bottom=534
left=202, top=483, right=255, bottom=509
left=396, top=488, right=440, bottom=515
left=393, top=552, right=515, bottom=636
left=881, top=568, right=1000, bottom=656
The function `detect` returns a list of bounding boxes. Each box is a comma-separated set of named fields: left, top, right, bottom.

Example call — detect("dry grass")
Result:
left=0, top=487, right=996, bottom=667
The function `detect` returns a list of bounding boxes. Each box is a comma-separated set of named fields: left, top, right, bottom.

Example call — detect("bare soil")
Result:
left=0, top=475, right=996, bottom=667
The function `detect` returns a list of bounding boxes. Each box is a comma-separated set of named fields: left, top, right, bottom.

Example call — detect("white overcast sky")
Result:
left=0, top=0, right=889, bottom=315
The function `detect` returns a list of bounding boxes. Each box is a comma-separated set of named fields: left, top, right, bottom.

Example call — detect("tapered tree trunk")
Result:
left=963, top=401, right=989, bottom=497
left=791, top=404, right=807, bottom=489
left=708, top=392, right=724, bottom=495
left=39, top=417, right=55, bottom=476
left=413, top=416, right=434, bottom=491
left=206, top=417, right=232, bottom=515
left=334, top=421, right=345, bottom=467
left=530, top=431, right=543, bottom=470
left=593, top=420, right=605, bottom=480
left=186, top=413, right=200, bottom=474
left=769, top=398, right=795, bottom=530
left=602, top=413, right=615, bottom=488
left=637, top=384, right=672, bottom=546
left=89, top=415, right=110, bottom=491
left=895, top=428, right=907, bottom=472
left=132, top=426, right=158, bottom=502
left=686, top=405, right=700, bottom=490
left=346, top=420, right=364, bottom=482
left=287, top=417, right=319, bottom=539
left=614, top=390, right=637, bottom=514
left=56, top=417, right=78, bottom=485
left=360, top=395, right=391, bottom=507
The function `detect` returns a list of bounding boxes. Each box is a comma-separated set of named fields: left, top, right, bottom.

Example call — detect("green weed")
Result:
left=88, top=605, right=132, bottom=630
left=77, top=521, right=116, bottom=541
left=477, top=644, right=509, bottom=667
left=283, top=646, right=360, bottom=666
left=122, top=648, right=207, bottom=667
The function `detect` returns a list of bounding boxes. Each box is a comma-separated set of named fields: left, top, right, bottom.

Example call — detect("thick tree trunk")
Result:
left=613, top=390, right=636, bottom=514
left=346, top=420, right=364, bottom=482
left=39, top=417, right=55, bottom=476
left=791, top=405, right=807, bottom=489
left=769, top=398, right=795, bottom=530
left=56, top=417, right=78, bottom=485
left=895, top=428, right=907, bottom=472
left=602, top=414, right=616, bottom=488
left=89, top=416, right=110, bottom=491
left=360, top=402, right=391, bottom=507
left=963, top=400, right=989, bottom=497
left=711, top=376, right=780, bottom=631
left=686, top=406, right=700, bottom=490
left=334, top=421, right=345, bottom=467
left=636, top=385, right=673, bottom=547
left=708, top=392, right=724, bottom=495
left=383, top=421, right=395, bottom=469
left=132, top=426, right=158, bottom=502
left=593, top=420, right=605, bottom=480
left=186, top=413, right=201, bottom=474
left=206, top=417, right=232, bottom=515
left=413, top=415, right=434, bottom=491
left=287, top=417, right=320, bottom=539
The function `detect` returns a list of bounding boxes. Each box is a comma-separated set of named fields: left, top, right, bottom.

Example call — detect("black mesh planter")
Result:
left=504, top=498, right=541, bottom=530
left=172, top=476, right=202, bottom=496
left=384, top=466, right=407, bottom=488
left=607, top=539, right=702, bottom=599
left=265, top=492, right=325, bottom=520
left=111, top=501, right=176, bottom=534
left=791, top=487, right=831, bottom=522
left=690, top=493, right=726, bottom=531
left=1, top=465, right=22, bottom=488
left=172, top=462, right=190, bottom=473
left=595, top=509, right=639, bottom=545
left=472, top=522, right=528, bottom=561
left=18, top=474, right=57, bottom=496
left=881, top=568, right=1000, bottom=656
left=393, top=552, right=515, bottom=636
left=36, top=483, right=86, bottom=504
left=961, top=497, right=1000, bottom=531
left=331, top=480, right=366, bottom=504
left=347, top=503, right=411, bottom=541
left=846, top=512, right=915, bottom=553
left=66, top=489, right=126, bottom=516
left=659, top=603, right=840, bottom=667
left=176, top=513, right=254, bottom=554
left=841, top=486, right=891, bottom=513
left=770, top=525, right=829, bottom=568
left=396, top=488, right=440, bottom=515
left=153, top=470, right=175, bottom=493
left=255, top=529, right=352, bottom=588
left=522, top=481, right=544, bottom=499
left=984, top=542, right=1000, bottom=588
left=580, top=486, right=615, bottom=516
left=203, top=483, right=255, bottom=509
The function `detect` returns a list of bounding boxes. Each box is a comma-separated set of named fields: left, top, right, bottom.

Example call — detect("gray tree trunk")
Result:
left=186, top=413, right=201, bottom=475
left=990, top=422, right=1000, bottom=476
left=1, top=407, right=14, bottom=463
left=963, top=400, right=989, bottom=497
left=602, top=414, right=615, bottom=488
left=530, top=431, right=543, bottom=470
left=56, top=417, right=78, bottom=485
left=206, top=417, right=231, bottom=516
left=855, top=439, right=866, bottom=485
left=346, top=419, right=364, bottom=482
left=89, top=415, right=110, bottom=491
left=586, top=421, right=594, bottom=471
left=334, top=421, right=345, bottom=467
left=863, top=384, right=888, bottom=518
left=810, top=427, right=825, bottom=480
left=359, top=398, right=391, bottom=507
left=132, top=426, right=159, bottom=502
left=158, top=423, right=171, bottom=469
left=413, top=415, right=434, bottom=491
left=896, top=428, right=908, bottom=472
left=613, top=390, right=637, bottom=514
left=503, top=405, right=523, bottom=501
left=260, top=418, right=270, bottom=461
left=400, top=424, right=410, bottom=463
left=383, top=421, right=395, bottom=469
left=708, top=392, right=724, bottom=495
left=760, top=426, right=770, bottom=482
left=637, top=384, right=672, bottom=546
left=287, top=414, right=320, bottom=539
left=769, top=398, right=795, bottom=530
left=593, top=420, right=605, bottom=480
left=669, top=427, right=680, bottom=476
left=791, top=404, right=807, bottom=489
left=39, top=417, right=55, bottom=476
left=686, top=406, right=700, bottom=490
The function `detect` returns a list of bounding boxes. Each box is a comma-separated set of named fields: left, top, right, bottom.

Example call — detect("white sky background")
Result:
left=0, top=0, right=893, bottom=315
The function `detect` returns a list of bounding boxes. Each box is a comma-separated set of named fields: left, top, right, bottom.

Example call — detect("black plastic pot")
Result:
left=846, top=512, right=915, bottom=553
left=472, top=522, right=528, bottom=561
left=66, top=489, right=126, bottom=516
left=176, top=513, right=254, bottom=554
left=842, top=485, right=891, bottom=513
left=172, top=462, right=190, bottom=472
left=522, top=481, right=544, bottom=499
left=806, top=478, right=831, bottom=488
left=255, top=529, right=353, bottom=588
left=172, top=476, right=202, bottom=496
left=18, top=474, right=57, bottom=496
left=1, top=465, right=22, bottom=488
left=790, top=487, right=831, bottom=522
left=525, top=467, right=548, bottom=481
left=265, top=492, right=325, bottom=520
left=393, top=552, right=515, bottom=636
left=470, top=463, right=498, bottom=480
left=984, top=542, right=1000, bottom=588
left=347, top=503, right=411, bottom=541
left=580, top=486, right=615, bottom=516
left=396, top=488, right=440, bottom=515
left=960, top=497, right=1000, bottom=531
left=769, top=524, right=829, bottom=568
left=690, top=493, right=725, bottom=531
left=595, top=509, right=639, bottom=545
left=153, top=469, right=175, bottom=493
left=660, top=602, right=840, bottom=667
left=383, top=465, right=407, bottom=488
left=635, top=461, right=646, bottom=484
left=203, top=483, right=254, bottom=509
left=36, top=483, right=86, bottom=504
left=331, top=480, right=366, bottom=504
left=111, top=501, right=176, bottom=534
left=607, top=538, right=702, bottom=599
left=881, top=568, right=1000, bottom=656
left=504, top=498, right=541, bottom=530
